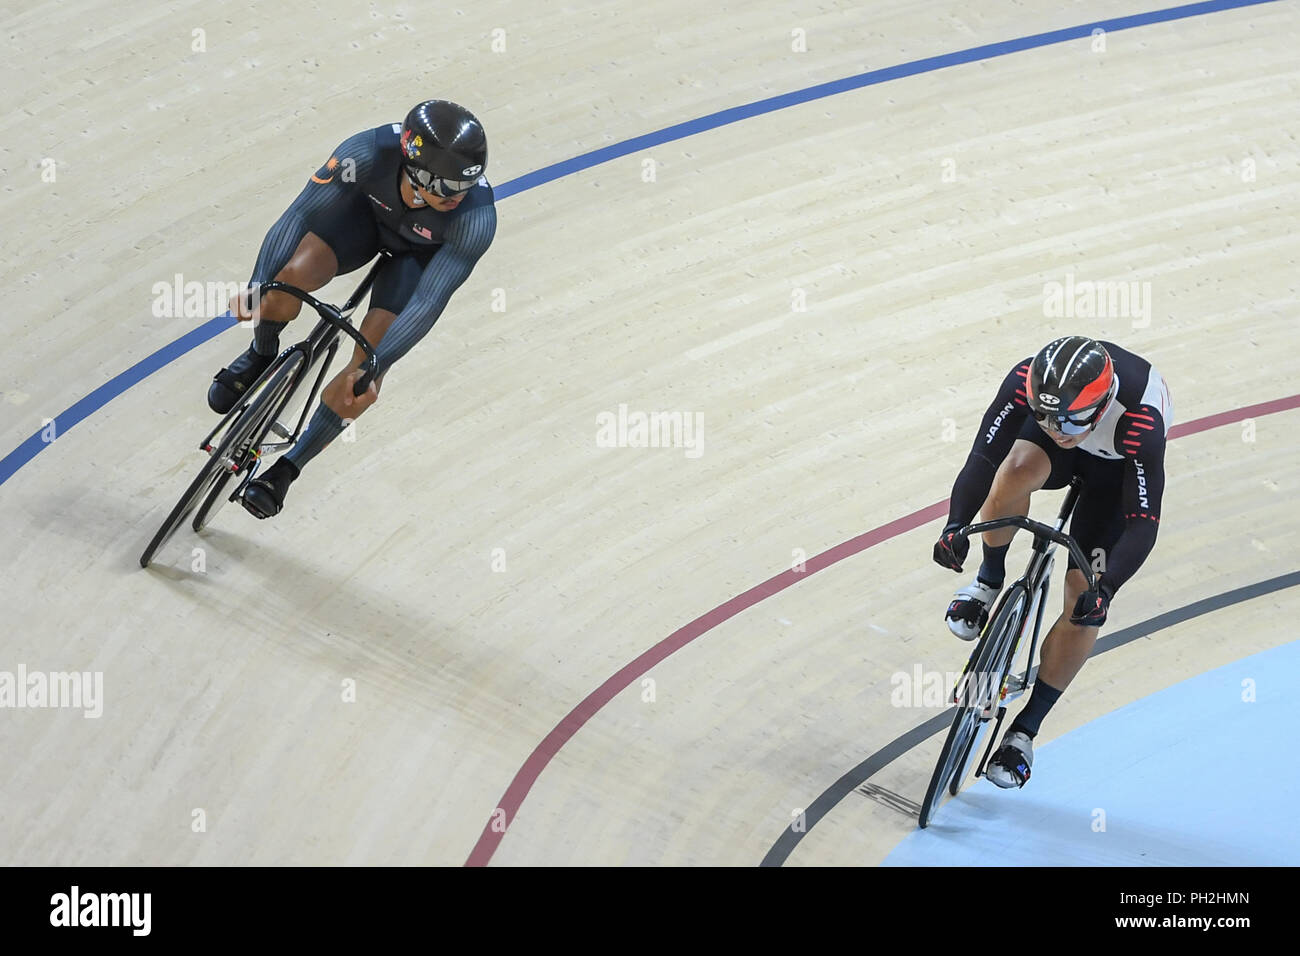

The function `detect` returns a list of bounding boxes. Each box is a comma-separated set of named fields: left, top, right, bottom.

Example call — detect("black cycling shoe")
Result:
left=208, top=347, right=275, bottom=414
left=241, top=458, right=299, bottom=519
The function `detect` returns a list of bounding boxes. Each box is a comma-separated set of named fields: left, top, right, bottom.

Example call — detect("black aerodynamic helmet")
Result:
left=400, top=99, right=487, bottom=197
left=1026, top=336, right=1116, bottom=436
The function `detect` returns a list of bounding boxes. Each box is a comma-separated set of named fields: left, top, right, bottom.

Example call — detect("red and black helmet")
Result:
left=1027, top=336, right=1115, bottom=435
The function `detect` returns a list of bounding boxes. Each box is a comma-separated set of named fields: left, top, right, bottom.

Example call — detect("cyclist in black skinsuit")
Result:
left=932, top=336, right=1173, bottom=789
left=207, top=100, right=497, bottom=519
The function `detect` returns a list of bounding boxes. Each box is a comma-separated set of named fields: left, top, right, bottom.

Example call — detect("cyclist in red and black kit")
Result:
left=932, top=336, right=1173, bottom=789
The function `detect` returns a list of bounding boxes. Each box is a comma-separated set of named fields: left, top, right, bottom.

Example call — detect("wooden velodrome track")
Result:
left=2, top=0, right=1297, bottom=866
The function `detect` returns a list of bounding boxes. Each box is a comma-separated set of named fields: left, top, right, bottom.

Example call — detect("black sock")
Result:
left=283, top=405, right=345, bottom=473
left=977, top=541, right=1010, bottom=589
left=265, top=456, right=299, bottom=483
left=252, top=319, right=283, bottom=357
left=1010, top=680, right=1063, bottom=739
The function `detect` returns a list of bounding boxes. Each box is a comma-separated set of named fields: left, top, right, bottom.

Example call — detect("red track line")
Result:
left=464, top=392, right=1300, bottom=866
left=1166, top=393, right=1300, bottom=439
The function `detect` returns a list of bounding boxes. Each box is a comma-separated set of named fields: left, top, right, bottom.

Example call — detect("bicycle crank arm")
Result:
left=228, top=458, right=263, bottom=501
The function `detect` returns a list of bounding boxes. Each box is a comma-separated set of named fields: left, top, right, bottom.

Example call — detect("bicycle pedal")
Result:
left=270, top=420, right=291, bottom=440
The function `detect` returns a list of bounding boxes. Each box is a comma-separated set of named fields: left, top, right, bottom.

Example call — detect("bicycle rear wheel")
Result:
left=918, top=585, right=1028, bottom=827
left=191, top=353, right=304, bottom=532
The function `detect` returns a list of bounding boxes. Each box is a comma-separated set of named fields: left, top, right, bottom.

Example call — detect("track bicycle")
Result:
left=139, top=251, right=391, bottom=568
left=917, top=476, right=1096, bottom=828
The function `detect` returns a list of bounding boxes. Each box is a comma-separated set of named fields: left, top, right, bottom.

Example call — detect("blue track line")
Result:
left=0, top=0, right=1277, bottom=489
left=493, top=0, right=1276, bottom=201
left=0, top=313, right=237, bottom=485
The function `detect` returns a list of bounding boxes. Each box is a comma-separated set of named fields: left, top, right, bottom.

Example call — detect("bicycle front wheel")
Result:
left=191, top=352, right=304, bottom=533
left=139, top=443, right=231, bottom=568
left=140, top=352, right=303, bottom=567
left=952, top=586, right=1029, bottom=793
left=919, top=691, right=982, bottom=828
left=918, top=585, right=1029, bottom=826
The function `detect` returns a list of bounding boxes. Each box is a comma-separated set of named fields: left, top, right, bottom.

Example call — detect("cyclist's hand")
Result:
left=1071, top=582, right=1112, bottom=627
left=932, top=524, right=969, bottom=572
left=341, top=368, right=378, bottom=408
left=229, top=286, right=259, bottom=322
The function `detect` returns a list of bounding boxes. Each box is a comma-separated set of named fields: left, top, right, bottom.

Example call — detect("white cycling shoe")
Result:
left=945, top=577, right=1001, bottom=641
left=986, top=729, right=1034, bottom=789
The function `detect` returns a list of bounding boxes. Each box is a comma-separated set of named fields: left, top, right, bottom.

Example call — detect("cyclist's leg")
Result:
left=209, top=240, right=331, bottom=409
left=984, top=434, right=1092, bottom=785
left=1037, top=461, right=1125, bottom=691
left=248, top=249, right=428, bottom=518
left=990, top=461, right=1124, bottom=782
left=946, top=425, right=1071, bottom=639
left=981, top=421, right=1073, bottom=547
left=233, top=232, right=339, bottom=323
left=316, top=249, right=430, bottom=418
left=1001, top=560, right=1104, bottom=782
left=235, top=217, right=388, bottom=516
left=238, top=191, right=381, bottom=329
left=212, top=194, right=380, bottom=414
left=1034, top=568, right=1100, bottom=689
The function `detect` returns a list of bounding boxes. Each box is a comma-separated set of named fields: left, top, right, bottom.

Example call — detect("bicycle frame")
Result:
left=198, top=250, right=391, bottom=457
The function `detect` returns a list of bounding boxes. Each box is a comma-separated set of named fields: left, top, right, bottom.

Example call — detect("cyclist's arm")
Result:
left=247, top=129, right=379, bottom=285
left=1099, top=405, right=1167, bottom=597
left=944, top=359, right=1033, bottom=528
left=370, top=204, right=498, bottom=377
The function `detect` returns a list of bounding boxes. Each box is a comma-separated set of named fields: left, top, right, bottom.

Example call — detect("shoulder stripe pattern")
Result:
left=1014, top=361, right=1030, bottom=406
left=1121, top=405, right=1159, bottom=457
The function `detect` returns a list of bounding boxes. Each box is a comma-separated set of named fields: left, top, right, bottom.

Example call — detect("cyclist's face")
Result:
left=403, top=170, right=470, bottom=211
left=417, top=184, right=468, bottom=211
left=1037, top=417, right=1089, bottom=448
